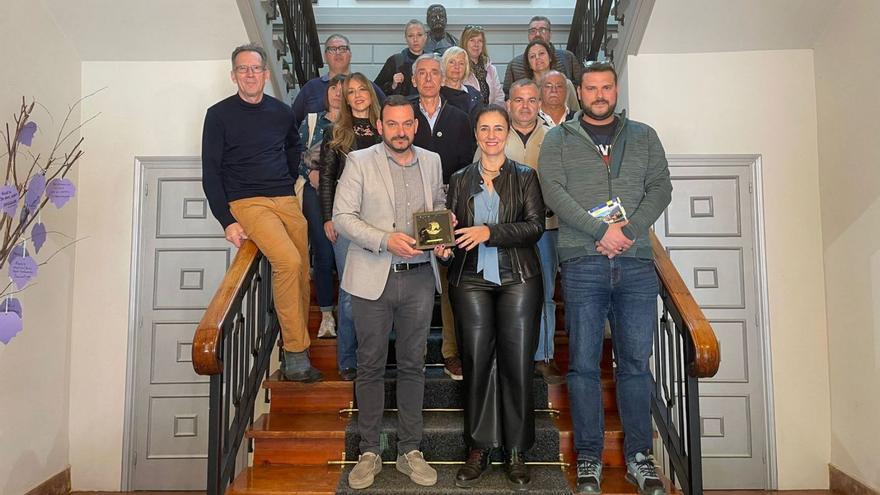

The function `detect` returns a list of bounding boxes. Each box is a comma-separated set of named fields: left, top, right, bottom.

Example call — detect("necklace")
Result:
left=479, top=162, right=501, bottom=179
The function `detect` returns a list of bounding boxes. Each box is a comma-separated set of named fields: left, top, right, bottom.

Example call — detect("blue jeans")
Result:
left=333, top=234, right=356, bottom=370
left=562, top=255, right=658, bottom=460
left=302, top=183, right=335, bottom=310
left=535, top=230, right=558, bottom=362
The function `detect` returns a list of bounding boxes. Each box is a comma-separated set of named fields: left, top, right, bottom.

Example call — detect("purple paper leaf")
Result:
left=9, top=244, right=29, bottom=264
left=0, top=185, right=18, bottom=217
left=0, top=311, right=24, bottom=344
left=25, top=174, right=46, bottom=211
left=32, top=222, right=47, bottom=254
left=47, top=178, right=76, bottom=208
left=2, top=297, right=22, bottom=318
left=9, top=256, right=38, bottom=290
left=18, top=122, right=37, bottom=147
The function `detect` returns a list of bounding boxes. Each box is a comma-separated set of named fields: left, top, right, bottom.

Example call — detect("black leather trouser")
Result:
left=450, top=271, right=543, bottom=451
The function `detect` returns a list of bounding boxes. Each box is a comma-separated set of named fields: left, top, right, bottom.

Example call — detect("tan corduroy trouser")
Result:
left=229, top=196, right=311, bottom=352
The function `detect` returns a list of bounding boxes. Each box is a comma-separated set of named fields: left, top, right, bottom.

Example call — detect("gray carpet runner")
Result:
left=335, top=321, right=572, bottom=494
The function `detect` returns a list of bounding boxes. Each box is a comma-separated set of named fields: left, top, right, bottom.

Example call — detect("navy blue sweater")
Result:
left=201, top=94, right=302, bottom=228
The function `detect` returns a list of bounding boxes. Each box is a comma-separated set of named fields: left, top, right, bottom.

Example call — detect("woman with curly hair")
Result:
left=318, top=72, right=383, bottom=381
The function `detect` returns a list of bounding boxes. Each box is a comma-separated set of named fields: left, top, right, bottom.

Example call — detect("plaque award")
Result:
left=413, top=209, right=455, bottom=250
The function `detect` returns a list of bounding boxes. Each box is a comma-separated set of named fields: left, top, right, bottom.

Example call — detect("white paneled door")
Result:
left=654, top=155, right=770, bottom=489
left=129, top=158, right=233, bottom=490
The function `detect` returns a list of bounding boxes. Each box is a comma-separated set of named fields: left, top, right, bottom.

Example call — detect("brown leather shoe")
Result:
left=444, top=356, right=463, bottom=381
left=534, top=360, right=566, bottom=384
left=455, top=448, right=491, bottom=488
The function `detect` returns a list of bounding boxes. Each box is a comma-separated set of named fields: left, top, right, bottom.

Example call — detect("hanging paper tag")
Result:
left=0, top=311, right=23, bottom=344
left=8, top=244, right=29, bottom=264
left=18, top=121, right=37, bottom=147
left=31, top=223, right=47, bottom=254
left=9, top=256, right=38, bottom=289
left=25, top=174, right=46, bottom=211
left=2, top=297, right=22, bottom=318
left=47, top=178, right=76, bottom=208
left=0, top=185, right=18, bottom=217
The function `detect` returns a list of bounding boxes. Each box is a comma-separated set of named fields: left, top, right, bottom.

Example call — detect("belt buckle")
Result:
left=392, top=263, right=406, bottom=273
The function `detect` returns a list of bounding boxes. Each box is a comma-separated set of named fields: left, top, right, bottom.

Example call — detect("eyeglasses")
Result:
left=325, top=46, right=351, bottom=54
left=528, top=27, right=550, bottom=35
left=234, top=65, right=267, bottom=74
left=464, top=24, right=484, bottom=31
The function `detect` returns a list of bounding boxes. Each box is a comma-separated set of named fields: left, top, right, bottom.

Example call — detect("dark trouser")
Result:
left=450, top=272, right=542, bottom=451
left=352, top=264, right=435, bottom=455
left=301, top=182, right=336, bottom=310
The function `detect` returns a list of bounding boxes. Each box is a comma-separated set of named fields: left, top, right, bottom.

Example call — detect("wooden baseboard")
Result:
left=24, top=467, right=70, bottom=495
left=830, top=464, right=879, bottom=495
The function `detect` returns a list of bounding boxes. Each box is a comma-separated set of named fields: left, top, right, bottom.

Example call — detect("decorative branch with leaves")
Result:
left=0, top=93, right=99, bottom=345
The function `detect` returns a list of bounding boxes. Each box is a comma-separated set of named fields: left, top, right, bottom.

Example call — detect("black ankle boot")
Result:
left=455, top=448, right=491, bottom=488
left=506, top=448, right=530, bottom=490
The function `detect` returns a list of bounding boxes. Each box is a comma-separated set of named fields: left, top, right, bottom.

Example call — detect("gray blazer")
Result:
left=332, top=143, right=446, bottom=301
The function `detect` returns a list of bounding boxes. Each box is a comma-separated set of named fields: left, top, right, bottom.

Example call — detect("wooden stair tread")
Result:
left=228, top=463, right=672, bottom=495
left=264, top=370, right=351, bottom=390
left=249, top=413, right=348, bottom=439
left=228, top=465, right=341, bottom=495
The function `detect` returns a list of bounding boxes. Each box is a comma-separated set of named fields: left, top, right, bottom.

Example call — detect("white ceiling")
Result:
left=639, top=0, right=841, bottom=54
left=42, top=0, right=248, bottom=61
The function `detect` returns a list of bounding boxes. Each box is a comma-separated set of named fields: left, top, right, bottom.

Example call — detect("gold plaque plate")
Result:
left=413, top=209, right=455, bottom=250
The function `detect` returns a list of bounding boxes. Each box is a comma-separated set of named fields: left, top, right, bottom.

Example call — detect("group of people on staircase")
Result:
left=201, top=10, right=673, bottom=493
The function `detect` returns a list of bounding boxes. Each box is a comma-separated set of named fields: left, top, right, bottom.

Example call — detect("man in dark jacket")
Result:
left=538, top=61, right=671, bottom=495
left=409, top=53, right=474, bottom=380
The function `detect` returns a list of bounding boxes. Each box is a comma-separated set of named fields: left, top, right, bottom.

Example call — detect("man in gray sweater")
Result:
left=537, top=61, right=671, bottom=495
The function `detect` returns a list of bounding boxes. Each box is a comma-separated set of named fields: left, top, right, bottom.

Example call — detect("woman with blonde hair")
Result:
left=440, top=46, right=481, bottom=117
left=318, top=72, right=382, bottom=381
left=460, top=25, right=504, bottom=106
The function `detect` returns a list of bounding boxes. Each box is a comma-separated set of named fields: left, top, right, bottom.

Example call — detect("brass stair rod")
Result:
left=328, top=460, right=569, bottom=467
left=339, top=407, right=560, bottom=415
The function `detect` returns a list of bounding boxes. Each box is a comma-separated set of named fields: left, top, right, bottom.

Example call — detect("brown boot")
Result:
left=534, top=359, right=566, bottom=384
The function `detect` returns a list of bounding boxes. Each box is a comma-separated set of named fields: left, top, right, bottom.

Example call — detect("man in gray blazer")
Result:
left=333, top=95, right=450, bottom=490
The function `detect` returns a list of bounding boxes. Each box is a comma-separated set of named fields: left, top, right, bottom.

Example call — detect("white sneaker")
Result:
left=317, top=312, right=336, bottom=338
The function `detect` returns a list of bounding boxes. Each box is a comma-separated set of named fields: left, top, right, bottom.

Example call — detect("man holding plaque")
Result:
left=333, top=95, right=450, bottom=490
left=537, top=62, right=672, bottom=495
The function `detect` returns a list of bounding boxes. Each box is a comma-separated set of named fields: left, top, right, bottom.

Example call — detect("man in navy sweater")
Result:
left=202, top=43, right=320, bottom=382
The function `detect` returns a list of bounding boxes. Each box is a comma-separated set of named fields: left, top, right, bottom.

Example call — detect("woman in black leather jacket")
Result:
left=447, top=105, right=545, bottom=490
left=317, top=72, right=382, bottom=380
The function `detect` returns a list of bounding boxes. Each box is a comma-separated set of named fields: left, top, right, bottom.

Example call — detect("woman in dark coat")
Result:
left=446, top=105, right=545, bottom=490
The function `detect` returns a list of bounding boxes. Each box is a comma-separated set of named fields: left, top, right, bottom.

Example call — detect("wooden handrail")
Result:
left=192, top=240, right=261, bottom=375
left=650, top=232, right=720, bottom=378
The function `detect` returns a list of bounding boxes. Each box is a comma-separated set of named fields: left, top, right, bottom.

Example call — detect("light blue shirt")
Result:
left=473, top=183, right=500, bottom=285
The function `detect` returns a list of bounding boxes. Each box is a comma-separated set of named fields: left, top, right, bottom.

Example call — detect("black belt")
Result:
left=391, top=262, right=429, bottom=273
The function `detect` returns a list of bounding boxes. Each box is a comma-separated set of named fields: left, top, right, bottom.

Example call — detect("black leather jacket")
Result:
left=446, top=159, right=545, bottom=286
left=317, top=126, right=381, bottom=221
